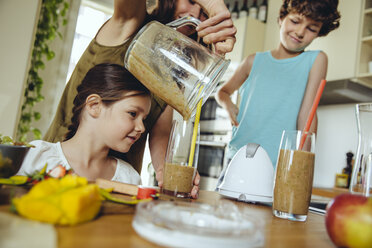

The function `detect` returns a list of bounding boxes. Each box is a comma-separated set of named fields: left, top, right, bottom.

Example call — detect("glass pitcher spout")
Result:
left=350, top=103, right=372, bottom=197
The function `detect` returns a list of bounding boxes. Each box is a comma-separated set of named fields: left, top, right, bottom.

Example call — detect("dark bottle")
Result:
left=231, top=1, right=239, bottom=20
left=240, top=0, right=249, bottom=18
left=249, top=0, right=258, bottom=19
left=342, top=152, right=354, bottom=188
left=258, top=0, right=268, bottom=23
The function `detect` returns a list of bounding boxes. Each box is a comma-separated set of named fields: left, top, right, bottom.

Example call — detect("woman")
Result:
left=44, top=0, right=236, bottom=192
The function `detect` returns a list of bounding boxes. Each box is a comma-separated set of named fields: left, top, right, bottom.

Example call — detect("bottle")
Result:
left=226, top=3, right=230, bottom=12
left=258, top=0, right=268, bottom=23
left=335, top=152, right=354, bottom=188
left=240, top=0, right=249, bottom=18
left=249, top=0, right=258, bottom=19
left=231, top=1, right=239, bottom=20
left=342, top=152, right=353, bottom=188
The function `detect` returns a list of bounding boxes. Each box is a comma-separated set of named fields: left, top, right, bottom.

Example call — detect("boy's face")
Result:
left=279, top=12, right=323, bottom=53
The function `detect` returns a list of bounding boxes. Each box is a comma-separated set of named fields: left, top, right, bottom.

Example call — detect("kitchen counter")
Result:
left=0, top=186, right=335, bottom=248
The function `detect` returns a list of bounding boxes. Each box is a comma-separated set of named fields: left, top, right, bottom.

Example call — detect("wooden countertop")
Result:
left=0, top=186, right=336, bottom=248
left=312, top=187, right=349, bottom=198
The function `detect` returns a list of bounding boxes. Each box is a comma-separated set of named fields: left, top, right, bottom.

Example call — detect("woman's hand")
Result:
left=195, top=0, right=236, bottom=55
left=191, top=171, right=200, bottom=199
left=155, top=166, right=164, bottom=187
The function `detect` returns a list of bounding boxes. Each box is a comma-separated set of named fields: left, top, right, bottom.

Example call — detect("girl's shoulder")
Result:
left=18, top=140, right=70, bottom=176
left=29, top=140, right=57, bottom=150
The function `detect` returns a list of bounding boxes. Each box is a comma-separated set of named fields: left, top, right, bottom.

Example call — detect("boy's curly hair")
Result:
left=279, top=0, right=341, bottom=37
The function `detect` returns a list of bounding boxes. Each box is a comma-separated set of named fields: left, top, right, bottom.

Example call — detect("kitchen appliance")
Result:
left=197, top=92, right=233, bottom=191
left=124, top=16, right=230, bottom=119
left=216, top=143, right=274, bottom=203
left=198, top=133, right=230, bottom=191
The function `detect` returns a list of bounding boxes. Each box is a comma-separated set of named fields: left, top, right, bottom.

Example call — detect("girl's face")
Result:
left=279, top=12, right=322, bottom=53
left=174, top=0, right=207, bottom=36
left=99, top=93, right=151, bottom=153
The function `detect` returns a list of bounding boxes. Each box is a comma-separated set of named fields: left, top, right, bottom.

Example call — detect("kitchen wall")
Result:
left=0, top=0, right=40, bottom=137
left=0, top=0, right=80, bottom=139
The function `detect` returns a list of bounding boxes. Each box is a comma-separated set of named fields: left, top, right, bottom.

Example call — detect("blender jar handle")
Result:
left=166, top=16, right=201, bottom=29
left=166, top=16, right=217, bottom=53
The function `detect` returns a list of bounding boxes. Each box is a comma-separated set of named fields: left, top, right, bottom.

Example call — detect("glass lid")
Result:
left=132, top=200, right=264, bottom=248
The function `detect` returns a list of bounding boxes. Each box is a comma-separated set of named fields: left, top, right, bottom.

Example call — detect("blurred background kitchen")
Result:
left=1, top=0, right=372, bottom=190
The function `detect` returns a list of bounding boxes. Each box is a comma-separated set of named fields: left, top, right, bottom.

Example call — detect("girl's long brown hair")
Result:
left=65, top=63, right=150, bottom=141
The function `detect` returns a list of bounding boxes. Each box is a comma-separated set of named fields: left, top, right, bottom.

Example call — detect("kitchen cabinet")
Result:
left=264, top=0, right=372, bottom=88
left=357, top=0, right=372, bottom=86
left=226, top=16, right=266, bottom=63
left=221, top=16, right=266, bottom=83
left=307, top=0, right=363, bottom=83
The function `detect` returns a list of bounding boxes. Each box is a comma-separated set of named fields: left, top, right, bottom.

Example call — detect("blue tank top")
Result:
left=227, top=50, right=320, bottom=167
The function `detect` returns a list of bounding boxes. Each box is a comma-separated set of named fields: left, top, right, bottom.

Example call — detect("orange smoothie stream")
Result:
left=273, top=149, right=315, bottom=215
left=162, top=163, right=195, bottom=197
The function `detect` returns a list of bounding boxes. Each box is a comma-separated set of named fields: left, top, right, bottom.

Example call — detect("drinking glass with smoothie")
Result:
left=272, top=130, right=316, bottom=222
left=161, top=120, right=199, bottom=198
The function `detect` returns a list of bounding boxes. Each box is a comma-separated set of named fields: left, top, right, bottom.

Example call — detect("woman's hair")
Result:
left=279, top=0, right=341, bottom=37
left=65, top=63, right=150, bottom=141
left=147, top=0, right=208, bottom=46
left=147, top=0, right=177, bottom=25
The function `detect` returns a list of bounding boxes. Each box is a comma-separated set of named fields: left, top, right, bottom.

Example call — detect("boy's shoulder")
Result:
left=303, top=50, right=327, bottom=61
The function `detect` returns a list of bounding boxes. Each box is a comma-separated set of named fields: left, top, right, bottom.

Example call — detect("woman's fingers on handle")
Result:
left=197, top=11, right=233, bottom=33
left=196, top=6, right=236, bottom=54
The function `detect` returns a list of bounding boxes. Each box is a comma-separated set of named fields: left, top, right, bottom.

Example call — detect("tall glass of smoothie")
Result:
left=162, top=119, right=199, bottom=198
left=272, top=130, right=316, bottom=222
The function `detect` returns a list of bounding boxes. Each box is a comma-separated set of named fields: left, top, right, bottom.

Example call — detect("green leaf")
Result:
left=32, top=128, right=42, bottom=140
left=33, top=112, right=41, bottom=120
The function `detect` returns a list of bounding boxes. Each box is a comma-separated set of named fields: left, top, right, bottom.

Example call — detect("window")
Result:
left=66, top=1, right=112, bottom=83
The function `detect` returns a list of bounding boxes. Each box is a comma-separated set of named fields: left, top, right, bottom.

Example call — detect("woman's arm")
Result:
left=297, top=51, right=328, bottom=133
left=216, top=54, right=255, bottom=126
left=96, top=0, right=147, bottom=46
left=195, top=0, right=236, bottom=54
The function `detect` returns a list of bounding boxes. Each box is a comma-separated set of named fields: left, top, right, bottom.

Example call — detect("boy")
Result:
left=216, top=0, right=340, bottom=166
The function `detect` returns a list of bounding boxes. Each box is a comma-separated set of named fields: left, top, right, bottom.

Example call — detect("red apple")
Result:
left=325, top=193, right=372, bottom=248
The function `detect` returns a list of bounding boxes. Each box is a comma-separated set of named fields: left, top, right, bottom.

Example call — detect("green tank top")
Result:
left=44, top=33, right=167, bottom=174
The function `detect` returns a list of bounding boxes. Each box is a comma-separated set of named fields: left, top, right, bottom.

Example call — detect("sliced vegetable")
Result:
left=99, top=188, right=151, bottom=205
left=0, top=175, right=29, bottom=185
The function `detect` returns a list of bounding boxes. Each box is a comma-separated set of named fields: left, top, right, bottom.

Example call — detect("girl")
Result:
left=19, top=64, right=151, bottom=185
left=44, top=0, right=237, bottom=187
left=216, top=0, right=340, bottom=167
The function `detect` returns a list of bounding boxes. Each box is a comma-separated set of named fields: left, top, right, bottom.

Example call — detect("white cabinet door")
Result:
left=307, top=0, right=362, bottom=81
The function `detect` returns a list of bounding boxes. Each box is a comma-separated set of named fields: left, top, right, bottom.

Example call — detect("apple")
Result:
left=325, top=193, right=372, bottom=248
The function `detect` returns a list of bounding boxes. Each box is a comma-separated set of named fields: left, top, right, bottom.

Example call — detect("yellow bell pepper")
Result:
left=12, top=175, right=102, bottom=225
